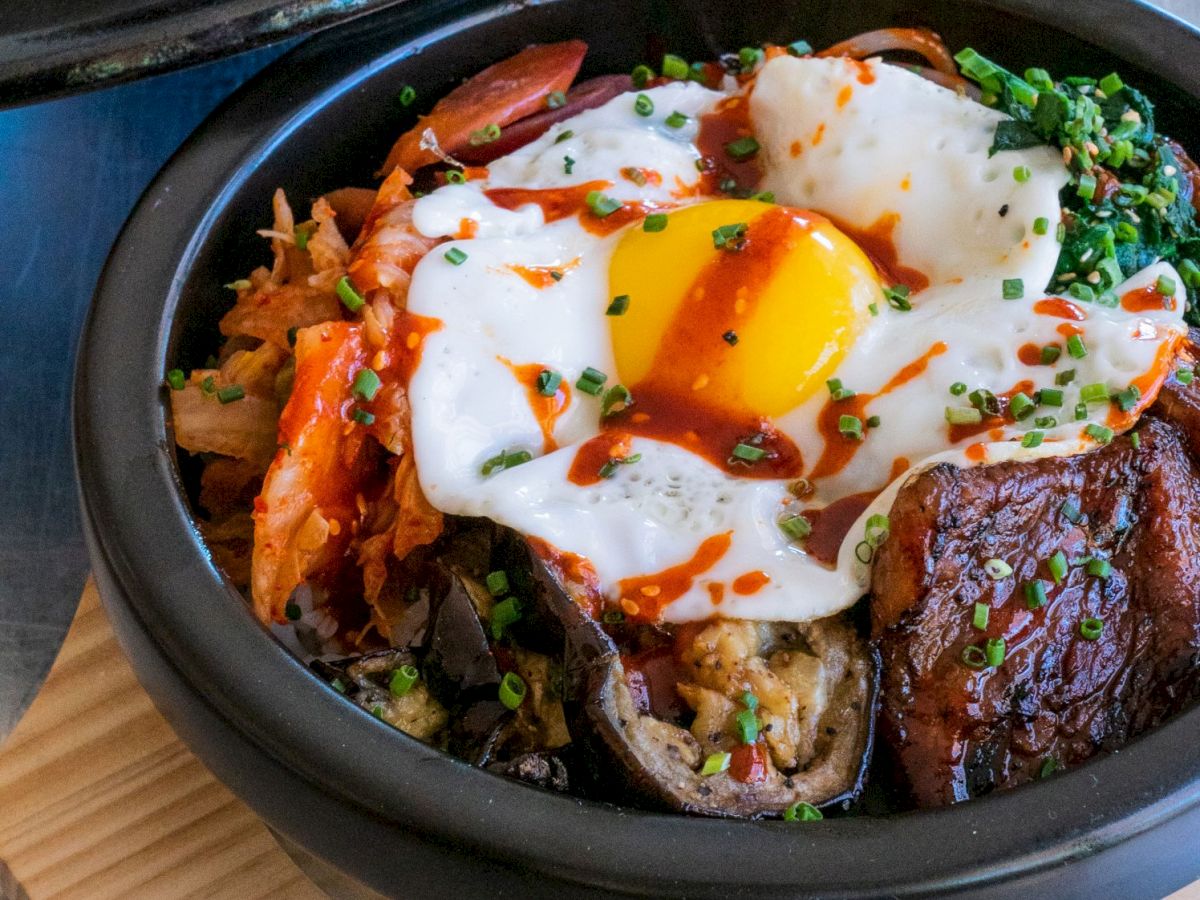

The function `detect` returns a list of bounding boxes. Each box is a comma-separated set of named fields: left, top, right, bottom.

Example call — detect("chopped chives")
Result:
left=866, top=415, right=881, bottom=428
left=1039, top=388, right=1064, bottom=406
left=606, top=294, right=631, bottom=316
left=445, top=169, right=466, bottom=184
left=631, top=64, right=654, bottom=88
left=949, top=382, right=968, bottom=396
left=481, top=448, right=533, bottom=476
left=945, top=406, right=983, bottom=425
left=1002, top=278, right=1025, bottom=299
left=1079, top=382, right=1109, bottom=404
left=868, top=302, right=879, bottom=316
left=399, top=84, right=417, bottom=107
left=783, top=800, right=823, bottom=821
left=960, top=644, right=987, bottom=669
left=725, top=136, right=761, bottom=161
left=490, top=597, right=523, bottom=639
left=1021, top=430, right=1044, bottom=448
left=634, top=93, right=654, bottom=116
left=536, top=368, right=563, bottom=396
left=1066, top=334, right=1088, bottom=359
left=984, top=558, right=1013, bottom=580
left=351, top=407, right=375, bottom=425
left=576, top=367, right=607, bottom=395
left=1085, top=423, right=1114, bottom=443
left=166, top=369, right=185, bottom=391
left=498, top=671, right=527, bottom=710
left=563, top=156, right=575, bottom=175
left=1055, top=368, right=1076, bottom=386
left=443, top=247, right=469, bottom=265
left=985, top=637, right=1006, bottom=667
left=468, top=123, right=502, bottom=145
left=331, top=677, right=347, bottom=693
left=294, top=223, right=312, bottom=251
left=352, top=368, right=382, bottom=402
left=643, top=213, right=669, bottom=232
left=826, top=377, right=856, bottom=401
left=712, top=222, right=748, bottom=250
left=389, top=665, right=419, bottom=697
left=216, top=384, right=245, bottom=404
left=1099, top=72, right=1124, bottom=95
left=1130, top=431, right=1141, bottom=450
left=586, top=191, right=622, bottom=218
left=555, top=129, right=574, bottom=144
left=200, top=375, right=215, bottom=395
left=486, top=570, right=510, bottom=596
left=336, top=275, right=365, bottom=312
left=601, top=384, right=631, bottom=417
left=1157, top=274, right=1177, bottom=296
left=546, top=90, right=567, bottom=109
left=739, top=46, right=764, bottom=69
left=1074, top=402, right=1088, bottom=421
left=884, top=284, right=912, bottom=311
left=700, top=752, right=731, bottom=776
left=1067, top=282, right=1095, bottom=302
left=1009, top=392, right=1035, bottom=419
left=1086, top=558, right=1112, bottom=579
left=865, top=514, right=890, bottom=548
left=1079, top=617, right=1104, bottom=641
left=1013, top=165, right=1031, bottom=183
left=665, top=111, right=689, bottom=128
left=1033, top=216, right=1050, bottom=235
left=779, top=514, right=812, bottom=540
left=1178, top=367, right=1195, bottom=386
left=1039, top=757, right=1060, bottom=779
left=973, top=602, right=990, bottom=630
left=838, top=415, right=864, bottom=440
left=1047, top=550, right=1068, bottom=584
left=735, top=708, right=759, bottom=744
left=732, top=442, right=766, bottom=462
left=969, top=388, right=1000, bottom=416
left=1113, top=384, right=1141, bottom=412
left=1077, top=173, right=1097, bottom=199
left=1024, top=579, right=1048, bottom=609
left=1034, top=416, right=1058, bottom=428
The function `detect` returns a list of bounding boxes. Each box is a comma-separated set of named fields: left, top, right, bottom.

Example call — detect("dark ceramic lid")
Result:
left=0, top=0, right=407, bottom=108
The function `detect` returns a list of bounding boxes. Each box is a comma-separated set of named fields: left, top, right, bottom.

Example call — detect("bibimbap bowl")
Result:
left=76, top=0, right=1200, bottom=895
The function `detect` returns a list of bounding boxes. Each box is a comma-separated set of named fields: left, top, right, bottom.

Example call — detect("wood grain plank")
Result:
left=0, top=582, right=323, bottom=900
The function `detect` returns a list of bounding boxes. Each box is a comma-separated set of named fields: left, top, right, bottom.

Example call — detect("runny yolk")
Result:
left=606, top=199, right=880, bottom=479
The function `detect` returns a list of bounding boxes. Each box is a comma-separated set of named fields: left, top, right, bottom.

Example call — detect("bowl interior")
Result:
left=82, top=0, right=1200, bottom=894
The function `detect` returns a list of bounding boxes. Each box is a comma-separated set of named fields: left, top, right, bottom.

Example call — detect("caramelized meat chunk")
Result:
left=872, top=416, right=1200, bottom=806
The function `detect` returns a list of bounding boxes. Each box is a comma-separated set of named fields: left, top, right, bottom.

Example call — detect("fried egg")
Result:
left=403, top=57, right=1187, bottom=625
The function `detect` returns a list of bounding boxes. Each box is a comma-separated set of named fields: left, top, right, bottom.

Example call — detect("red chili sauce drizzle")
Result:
left=597, top=207, right=810, bottom=480
left=807, top=342, right=948, bottom=480
left=485, top=180, right=667, bottom=236
left=526, top=535, right=605, bottom=619
left=615, top=532, right=733, bottom=623
left=497, top=358, right=571, bottom=454
left=567, top=431, right=633, bottom=486
left=729, top=742, right=769, bottom=783
left=1033, top=297, right=1087, bottom=320
left=731, top=570, right=771, bottom=595
left=507, top=257, right=580, bottom=288
left=1106, top=336, right=1183, bottom=429
left=695, top=93, right=763, bottom=194
left=825, top=211, right=930, bottom=292
left=1121, top=284, right=1177, bottom=313
left=1017, top=343, right=1046, bottom=366
left=946, top=378, right=1036, bottom=443
left=360, top=312, right=443, bottom=450
left=799, top=491, right=877, bottom=567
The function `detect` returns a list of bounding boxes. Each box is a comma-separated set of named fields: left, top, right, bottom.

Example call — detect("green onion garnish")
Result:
left=741, top=691, right=758, bottom=712
left=490, top=596, right=523, bottom=640
left=1131, top=431, right=1141, bottom=450
left=1013, top=165, right=1031, bottom=183
left=700, top=752, right=731, bottom=776
left=1039, top=757, right=1059, bottom=779
left=498, top=671, right=527, bottom=710
left=1113, top=384, right=1141, bottom=412
left=1002, top=278, right=1025, bottom=299
left=599, top=453, right=642, bottom=479
left=1035, top=416, right=1058, bottom=428
left=166, top=369, right=185, bottom=391
left=443, top=247, right=468, bottom=266
left=1077, top=173, right=1097, bottom=200
left=1157, top=274, right=1177, bottom=296
left=481, top=448, right=533, bottom=476
left=867, top=415, right=881, bottom=428
left=336, top=275, right=365, bottom=312
left=1079, top=617, right=1104, bottom=641
left=712, top=222, right=748, bottom=250
left=563, top=156, right=575, bottom=175
left=352, top=368, right=382, bottom=402
left=555, top=129, right=574, bottom=144
left=1067, top=282, right=1095, bottom=302
left=486, top=570, right=509, bottom=596
left=1178, top=367, right=1195, bottom=386
left=586, top=191, right=622, bottom=218
left=1033, top=216, right=1050, bottom=235
left=1086, top=558, right=1112, bottom=579
left=1055, top=368, right=1076, bottom=386
left=1039, top=388, right=1064, bottom=407
left=1047, top=550, right=1068, bottom=584
left=783, top=801, right=823, bottom=821
left=390, top=665, right=419, bottom=697
left=216, top=385, right=245, bottom=404
left=634, top=93, right=654, bottom=116
left=884, top=284, right=912, bottom=311
left=1021, top=430, right=1044, bottom=448
left=838, top=415, right=864, bottom=440
left=961, top=644, right=987, bottom=669
left=576, top=367, right=607, bottom=395
left=1080, top=382, right=1109, bottom=404
left=826, top=378, right=856, bottom=401
left=351, top=407, right=375, bottom=426
left=738, top=46, right=764, bottom=69
left=984, top=558, right=1012, bottom=580
left=632, top=64, right=654, bottom=88
left=972, top=602, right=990, bottom=630
left=294, top=223, right=313, bottom=251
left=725, top=136, right=761, bottom=161
left=1024, top=579, right=1048, bottom=609
left=399, top=85, right=417, bottom=107
left=331, top=676, right=347, bottom=693
left=969, top=388, right=1000, bottom=416
left=945, top=406, right=983, bottom=425
left=468, top=123, right=502, bottom=145
left=1085, top=423, right=1114, bottom=443
left=1074, top=402, right=1087, bottom=421
left=606, top=294, right=631, bottom=316
left=665, top=111, right=689, bottom=128
left=601, top=384, right=630, bottom=417
left=735, top=708, right=759, bottom=744
left=1099, top=72, right=1124, bottom=94
left=200, top=375, right=215, bottom=395
left=865, top=513, right=890, bottom=548
left=546, top=90, right=567, bottom=109
left=643, top=213, right=668, bottom=232
left=949, top=382, right=968, bottom=396
left=984, top=637, right=1005, bottom=667
left=1009, top=391, right=1035, bottom=419
left=779, top=514, right=812, bottom=541
left=732, top=442, right=766, bottom=462
left=662, top=54, right=689, bottom=80
left=536, top=368, right=563, bottom=396
left=1066, top=334, right=1088, bottom=359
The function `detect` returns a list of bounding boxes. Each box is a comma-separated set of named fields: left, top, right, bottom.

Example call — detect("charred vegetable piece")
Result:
left=314, top=649, right=448, bottom=741
left=486, top=751, right=570, bottom=792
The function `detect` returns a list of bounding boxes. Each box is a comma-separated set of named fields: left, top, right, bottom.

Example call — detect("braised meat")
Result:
left=871, top=407, right=1200, bottom=806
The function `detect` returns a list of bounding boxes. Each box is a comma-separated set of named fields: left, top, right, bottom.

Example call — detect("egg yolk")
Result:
left=608, top=199, right=879, bottom=418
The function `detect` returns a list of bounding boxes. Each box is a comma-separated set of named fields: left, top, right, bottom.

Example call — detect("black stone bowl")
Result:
left=75, top=0, right=1200, bottom=895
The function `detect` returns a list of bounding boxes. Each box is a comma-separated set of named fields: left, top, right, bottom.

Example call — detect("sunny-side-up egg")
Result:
left=402, top=57, right=1187, bottom=627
